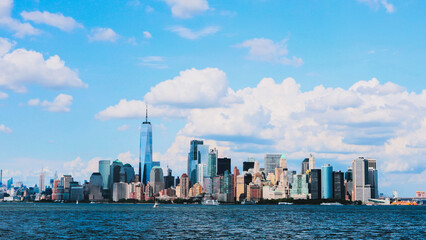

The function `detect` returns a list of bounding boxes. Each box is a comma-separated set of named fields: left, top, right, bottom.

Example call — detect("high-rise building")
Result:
left=207, top=148, right=218, bottom=178
left=290, top=174, right=309, bottom=199
left=279, top=153, right=287, bottom=168
left=164, top=167, right=175, bottom=189
left=264, top=154, right=281, bottom=174
left=89, top=173, right=103, bottom=201
left=321, top=164, right=333, bottom=199
left=98, top=160, right=110, bottom=192
left=301, top=158, right=309, bottom=174
left=368, top=167, right=378, bottom=199
left=308, top=154, right=315, bottom=171
left=110, top=160, right=124, bottom=190
left=309, top=169, right=321, bottom=200
left=0, top=169, right=2, bottom=187
left=180, top=173, right=189, bottom=198
left=139, top=107, right=153, bottom=185
left=353, top=157, right=372, bottom=203
left=197, top=163, right=206, bottom=187
left=233, top=166, right=239, bottom=200
left=187, top=140, right=204, bottom=185
left=333, top=171, right=345, bottom=200
left=123, top=164, right=135, bottom=183
left=39, top=170, right=46, bottom=192
left=243, top=161, right=255, bottom=172
left=217, top=157, right=231, bottom=176
left=150, top=166, right=165, bottom=194
left=7, top=177, right=13, bottom=189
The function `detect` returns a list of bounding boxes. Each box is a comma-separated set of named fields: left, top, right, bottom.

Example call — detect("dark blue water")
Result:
left=0, top=203, right=425, bottom=239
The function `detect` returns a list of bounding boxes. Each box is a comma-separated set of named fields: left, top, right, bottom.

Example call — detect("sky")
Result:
left=0, top=0, right=425, bottom=197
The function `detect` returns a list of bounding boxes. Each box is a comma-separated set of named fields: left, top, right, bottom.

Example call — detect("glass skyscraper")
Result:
left=207, top=148, right=218, bottom=179
left=321, top=164, right=333, bottom=199
left=139, top=108, right=153, bottom=185
left=187, top=140, right=204, bottom=185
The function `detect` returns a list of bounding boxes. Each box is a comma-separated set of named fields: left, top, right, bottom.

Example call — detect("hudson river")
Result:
left=1, top=203, right=425, bottom=239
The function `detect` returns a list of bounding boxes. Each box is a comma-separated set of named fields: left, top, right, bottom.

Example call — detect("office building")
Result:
left=88, top=173, right=103, bottom=201
left=243, top=161, right=255, bottom=172
left=150, top=166, right=165, bottom=194
left=321, top=164, right=333, bottom=199
left=164, top=167, right=175, bottom=189
left=309, top=169, right=321, bottom=200
left=39, top=170, right=45, bottom=192
left=180, top=174, right=189, bottom=198
left=308, top=154, right=315, bottom=171
left=110, top=160, right=124, bottom=190
left=333, top=171, right=345, bottom=200
left=217, top=157, right=231, bottom=176
left=140, top=107, right=153, bottom=185
left=264, top=154, right=281, bottom=174
left=123, top=164, right=135, bottom=183
left=302, top=158, right=309, bottom=174
left=290, top=174, right=309, bottom=199
left=352, top=157, right=371, bottom=203
left=207, top=148, right=218, bottom=178
left=187, top=140, right=204, bottom=185
left=98, top=160, right=110, bottom=193
left=197, top=163, right=206, bottom=187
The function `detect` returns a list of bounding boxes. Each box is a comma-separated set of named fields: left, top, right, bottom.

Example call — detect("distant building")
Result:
left=416, top=191, right=425, bottom=198
left=150, top=166, right=165, bottom=194
left=175, top=176, right=180, bottom=187
left=264, top=154, right=281, bottom=174
left=308, top=154, right=315, bottom=171
left=187, top=140, right=204, bottom=186
left=353, top=157, right=372, bottom=203
left=333, top=171, right=345, bottom=200
left=290, top=174, right=309, bottom=199
left=113, top=182, right=128, bottom=202
left=197, top=163, right=206, bottom=187
left=110, top=159, right=124, bottom=190
left=123, top=164, right=135, bottom=183
left=301, top=158, right=309, bottom=174
left=233, top=166, right=239, bottom=200
left=309, top=169, right=321, bottom=200
left=243, top=161, right=255, bottom=172
left=39, top=170, right=46, bottom=192
left=139, top=108, right=153, bottom=185
left=89, top=173, right=103, bottom=201
left=217, top=157, right=231, bottom=176
left=164, top=168, right=175, bottom=189
left=207, top=148, right=218, bottom=178
left=98, top=160, right=111, bottom=193
left=321, top=164, right=333, bottom=199
left=180, top=174, right=189, bottom=198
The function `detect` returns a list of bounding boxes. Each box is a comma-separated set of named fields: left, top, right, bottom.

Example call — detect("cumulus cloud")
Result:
left=235, top=38, right=303, bottom=67
left=0, top=124, right=12, bottom=133
left=88, top=27, right=119, bottom=42
left=358, top=0, right=395, bottom=13
left=163, top=0, right=210, bottom=18
left=0, top=0, right=39, bottom=37
left=20, top=11, right=83, bottom=32
left=168, top=25, right=220, bottom=40
left=143, top=31, right=152, bottom=39
left=145, top=68, right=237, bottom=108
left=0, top=38, right=86, bottom=93
left=28, top=93, right=73, bottom=112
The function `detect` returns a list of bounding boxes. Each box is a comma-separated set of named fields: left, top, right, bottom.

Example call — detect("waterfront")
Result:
left=1, top=203, right=425, bottom=239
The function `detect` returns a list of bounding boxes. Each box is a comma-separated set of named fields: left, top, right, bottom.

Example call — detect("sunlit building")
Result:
left=321, top=164, right=333, bottom=199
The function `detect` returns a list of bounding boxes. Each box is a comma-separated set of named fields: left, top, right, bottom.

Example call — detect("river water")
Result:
left=0, top=203, right=424, bottom=239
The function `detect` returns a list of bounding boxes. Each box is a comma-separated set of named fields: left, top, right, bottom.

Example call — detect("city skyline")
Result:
left=0, top=0, right=425, bottom=197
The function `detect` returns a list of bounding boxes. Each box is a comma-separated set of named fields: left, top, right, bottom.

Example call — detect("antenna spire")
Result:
left=146, top=104, right=148, bottom=122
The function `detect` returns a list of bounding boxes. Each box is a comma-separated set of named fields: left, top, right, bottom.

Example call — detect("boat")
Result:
left=241, top=199, right=256, bottom=205
left=320, top=202, right=343, bottom=206
left=202, top=199, right=219, bottom=206
left=153, top=202, right=159, bottom=208
left=391, top=201, right=418, bottom=206
left=278, top=202, right=293, bottom=205
left=90, top=201, right=96, bottom=204
left=76, top=200, right=79, bottom=204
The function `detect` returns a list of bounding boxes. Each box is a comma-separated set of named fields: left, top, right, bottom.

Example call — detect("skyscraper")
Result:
left=243, top=161, right=255, bottom=172
left=333, top=171, right=345, bottom=200
left=217, top=157, right=231, bottom=176
left=180, top=173, right=189, bottom=198
left=187, top=140, right=204, bottom=185
left=39, top=170, right=46, bottom=192
left=309, top=169, right=321, bottom=200
left=301, top=158, right=309, bottom=174
left=123, top=164, right=135, bottom=183
left=98, top=160, right=110, bottom=195
left=308, top=154, right=315, bottom=171
left=150, top=166, right=165, bottom=194
left=164, top=167, right=175, bottom=189
left=352, top=157, right=372, bottom=202
left=207, top=148, right=218, bottom=178
left=140, top=107, right=153, bottom=185
left=264, top=154, right=281, bottom=174
left=321, top=164, right=333, bottom=199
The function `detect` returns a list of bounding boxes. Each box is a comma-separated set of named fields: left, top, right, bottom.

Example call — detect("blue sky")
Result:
left=0, top=0, right=425, bottom=197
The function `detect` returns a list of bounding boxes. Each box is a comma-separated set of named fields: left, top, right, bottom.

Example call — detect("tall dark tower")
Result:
left=139, top=105, right=153, bottom=185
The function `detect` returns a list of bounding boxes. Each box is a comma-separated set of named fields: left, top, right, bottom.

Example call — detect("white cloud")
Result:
left=144, top=68, right=237, bottom=108
left=0, top=91, right=8, bottom=99
left=168, top=25, right=220, bottom=40
left=163, top=0, right=210, bottom=18
left=95, top=99, right=188, bottom=120
left=0, top=124, right=12, bottom=133
left=143, top=31, right=152, bottom=39
left=28, top=93, right=73, bottom=112
left=236, top=38, right=303, bottom=67
left=0, top=0, right=39, bottom=37
left=0, top=38, right=86, bottom=93
left=0, top=37, right=15, bottom=56
left=358, top=0, right=395, bottom=13
left=139, top=56, right=167, bottom=69
left=117, top=124, right=130, bottom=131
left=88, top=27, right=119, bottom=42
left=20, top=11, right=83, bottom=32
left=145, top=6, right=154, bottom=13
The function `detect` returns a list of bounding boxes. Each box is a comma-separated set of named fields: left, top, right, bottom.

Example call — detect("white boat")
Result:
left=278, top=202, right=293, bottom=205
left=153, top=202, right=159, bottom=208
left=90, top=201, right=96, bottom=204
left=320, top=202, right=343, bottom=206
left=202, top=199, right=219, bottom=206
left=76, top=200, right=79, bottom=204
left=241, top=199, right=256, bottom=205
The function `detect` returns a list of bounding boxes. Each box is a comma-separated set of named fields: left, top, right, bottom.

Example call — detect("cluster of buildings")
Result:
left=0, top=112, right=383, bottom=204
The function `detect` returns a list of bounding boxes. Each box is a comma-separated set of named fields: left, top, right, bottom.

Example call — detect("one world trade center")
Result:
left=139, top=107, right=153, bottom=185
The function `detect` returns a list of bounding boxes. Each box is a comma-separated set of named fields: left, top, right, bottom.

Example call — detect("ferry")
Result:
left=202, top=199, right=219, bottom=206
left=153, top=202, right=159, bottom=208
left=320, top=202, right=343, bottom=206
left=391, top=201, right=418, bottom=206
left=278, top=202, right=293, bottom=205
left=241, top=199, right=256, bottom=205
